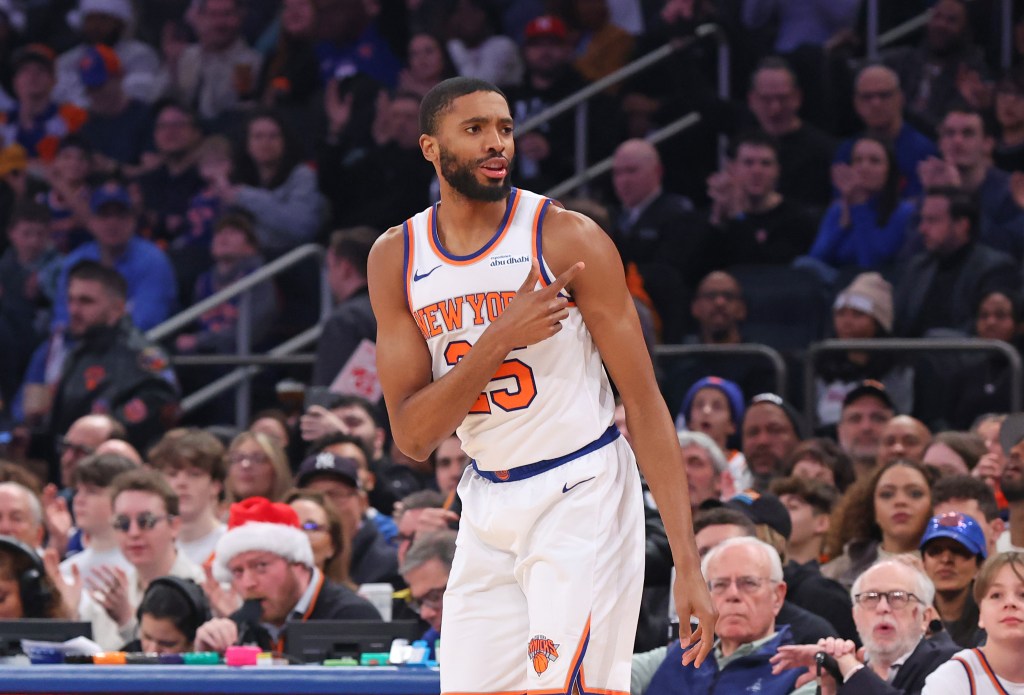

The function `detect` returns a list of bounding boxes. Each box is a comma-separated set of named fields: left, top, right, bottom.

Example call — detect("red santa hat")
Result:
left=212, top=497, right=314, bottom=582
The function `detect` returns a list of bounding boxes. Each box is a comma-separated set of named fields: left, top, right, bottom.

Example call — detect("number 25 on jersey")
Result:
left=444, top=340, right=537, bottom=414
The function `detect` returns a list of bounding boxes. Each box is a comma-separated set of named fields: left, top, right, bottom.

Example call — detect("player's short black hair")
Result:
left=419, top=77, right=507, bottom=136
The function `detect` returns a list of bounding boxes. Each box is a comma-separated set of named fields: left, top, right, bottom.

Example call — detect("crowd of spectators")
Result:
left=3, top=0, right=1024, bottom=692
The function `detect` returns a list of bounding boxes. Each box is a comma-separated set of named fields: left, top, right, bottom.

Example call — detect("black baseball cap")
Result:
left=842, top=380, right=895, bottom=411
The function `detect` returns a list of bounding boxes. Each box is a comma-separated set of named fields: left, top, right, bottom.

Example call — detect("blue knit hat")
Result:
left=681, top=376, right=745, bottom=426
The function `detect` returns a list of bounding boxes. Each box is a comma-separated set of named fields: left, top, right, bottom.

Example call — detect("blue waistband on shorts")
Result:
left=471, top=425, right=620, bottom=483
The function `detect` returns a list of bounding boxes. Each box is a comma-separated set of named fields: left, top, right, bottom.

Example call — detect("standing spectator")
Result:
left=445, top=0, right=522, bottom=88
left=706, top=131, right=818, bottom=267
left=809, top=136, right=915, bottom=272
left=48, top=262, right=180, bottom=451
left=920, top=511, right=987, bottom=647
left=312, top=227, right=376, bottom=387
left=54, top=0, right=160, bottom=107
left=134, top=101, right=204, bottom=248
left=743, top=57, right=835, bottom=212
left=53, top=181, right=178, bottom=331
left=0, top=44, right=88, bottom=162
left=75, top=44, right=152, bottom=170
left=834, top=65, right=939, bottom=199
left=167, top=0, right=261, bottom=125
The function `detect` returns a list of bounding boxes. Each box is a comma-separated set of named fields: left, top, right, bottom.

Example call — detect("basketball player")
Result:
left=368, top=77, right=715, bottom=694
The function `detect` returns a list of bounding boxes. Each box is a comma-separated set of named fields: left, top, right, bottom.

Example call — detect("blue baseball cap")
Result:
left=78, top=44, right=121, bottom=88
left=90, top=181, right=131, bottom=213
left=682, top=376, right=745, bottom=425
left=920, top=511, right=987, bottom=559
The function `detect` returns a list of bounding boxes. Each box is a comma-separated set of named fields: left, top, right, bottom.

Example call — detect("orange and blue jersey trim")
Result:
left=403, top=220, right=416, bottom=315
left=429, top=188, right=521, bottom=265
left=532, top=198, right=574, bottom=305
left=472, top=426, right=618, bottom=483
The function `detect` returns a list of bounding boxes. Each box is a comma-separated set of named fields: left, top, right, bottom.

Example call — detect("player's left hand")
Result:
left=674, top=564, right=717, bottom=668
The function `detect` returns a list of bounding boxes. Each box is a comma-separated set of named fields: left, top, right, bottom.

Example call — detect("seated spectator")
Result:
left=742, top=393, right=802, bottom=492
left=918, top=107, right=1024, bottom=260
left=783, top=439, right=856, bottom=492
left=40, top=135, right=93, bottom=254
left=0, top=44, right=88, bottom=162
left=213, top=109, right=325, bottom=256
left=815, top=276, right=914, bottom=429
left=313, top=0, right=402, bottom=90
left=53, top=182, right=179, bottom=331
left=182, top=135, right=233, bottom=256
left=882, top=0, right=990, bottom=136
left=287, top=488, right=353, bottom=589
left=920, top=511, right=987, bottom=647
left=224, top=431, right=292, bottom=503
left=174, top=213, right=277, bottom=355
left=445, top=0, right=522, bottom=88
left=922, top=432, right=986, bottom=478
left=399, top=530, right=456, bottom=661
left=993, top=69, right=1024, bottom=173
left=773, top=558, right=958, bottom=694
left=834, top=65, right=939, bottom=198
left=75, top=44, right=153, bottom=171
left=631, top=537, right=809, bottom=695
left=248, top=409, right=292, bottom=459
left=128, top=577, right=211, bottom=654
left=570, top=0, right=633, bottom=84
left=59, top=453, right=136, bottom=589
left=834, top=381, right=898, bottom=479
left=433, top=434, right=470, bottom=498
left=194, top=496, right=379, bottom=652
left=997, top=416, right=1024, bottom=553
left=54, top=0, right=160, bottom=107
left=55, top=414, right=125, bottom=495
left=0, top=535, right=68, bottom=618
left=933, top=474, right=1004, bottom=559
left=675, top=431, right=731, bottom=511
left=772, top=476, right=839, bottom=567
left=164, top=0, right=261, bottom=125
left=147, top=429, right=227, bottom=566
left=257, top=0, right=320, bottom=112
left=743, top=57, right=835, bottom=211
left=809, top=137, right=915, bottom=271
left=879, top=415, right=933, bottom=466
left=706, top=131, right=818, bottom=268
left=47, top=262, right=180, bottom=451
left=823, top=460, right=936, bottom=590
left=134, top=101, right=204, bottom=247
left=295, top=446, right=400, bottom=588
left=394, top=489, right=449, bottom=567
left=947, top=290, right=1024, bottom=429
left=0, top=481, right=44, bottom=548
left=398, top=32, right=455, bottom=99
left=894, top=187, right=1019, bottom=338
left=678, top=377, right=746, bottom=494
left=922, top=552, right=1024, bottom=694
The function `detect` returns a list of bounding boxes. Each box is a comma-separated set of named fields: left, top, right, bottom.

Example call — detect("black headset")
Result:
left=0, top=535, right=51, bottom=618
left=138, top=576, right=212, bottom=626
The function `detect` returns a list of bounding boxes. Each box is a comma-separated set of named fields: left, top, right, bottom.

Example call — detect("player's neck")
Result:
left=436, top=189, right=510, bottom=254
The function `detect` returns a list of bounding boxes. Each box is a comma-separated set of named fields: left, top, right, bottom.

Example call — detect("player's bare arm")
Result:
left=540, top=206, right=718, bottom=667
left=367, top=226, right=581, bottom=460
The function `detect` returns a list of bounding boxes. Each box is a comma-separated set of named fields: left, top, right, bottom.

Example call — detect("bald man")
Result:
left=0, top=481, right=45, bottom=548
left=610, top=139, right=709, bottom=342
left=878, top=415, right=932, bottom=466
left=59, top=415, right=125, bottom=490
left=833, top=65, right=938, bottom=198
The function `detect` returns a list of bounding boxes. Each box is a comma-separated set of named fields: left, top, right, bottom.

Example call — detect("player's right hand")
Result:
left=492, top=260, right=583, bottom=349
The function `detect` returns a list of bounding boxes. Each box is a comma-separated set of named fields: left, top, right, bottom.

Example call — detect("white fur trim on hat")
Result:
left=212, top=521, right=314, bottom=583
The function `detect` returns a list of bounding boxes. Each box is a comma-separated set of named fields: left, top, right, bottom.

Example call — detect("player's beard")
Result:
left=440, top=147, right=512, bottom=202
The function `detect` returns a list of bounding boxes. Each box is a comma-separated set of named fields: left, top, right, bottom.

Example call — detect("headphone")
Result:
left=138, top=576, right=212, bottom=626
left=0, top=535, right=51, bottom=618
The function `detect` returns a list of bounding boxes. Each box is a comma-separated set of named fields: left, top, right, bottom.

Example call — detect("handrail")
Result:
left=653, top=344, right=788, bottom=398
left=516, top=24, right=719, bottom=136
left=803, top=338, right=1023, bottom=432
left=145, top=243, right=328, bottom=342
left=545, top=112, right=701, bottom=198
left=875, top=9, right=932, bottom=50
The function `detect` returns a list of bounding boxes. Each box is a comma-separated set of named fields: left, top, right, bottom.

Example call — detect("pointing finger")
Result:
left=548, top=261, right=584, bottom=294
left=518, top=259, right=541, bottom=293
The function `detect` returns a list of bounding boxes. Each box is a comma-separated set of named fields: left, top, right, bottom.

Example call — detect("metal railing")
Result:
left=654, top=344, right=788, bottom=397
left=146, top=243, right=331, bottom=427
left=803, top=338, right=1023, bottom=432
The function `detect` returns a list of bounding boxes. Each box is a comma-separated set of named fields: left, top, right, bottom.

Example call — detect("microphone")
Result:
left=233, top=599, right=262, bottom=645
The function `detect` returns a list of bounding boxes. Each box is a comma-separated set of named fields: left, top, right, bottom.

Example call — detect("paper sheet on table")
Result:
left=22, top=636, right=103, bottom=656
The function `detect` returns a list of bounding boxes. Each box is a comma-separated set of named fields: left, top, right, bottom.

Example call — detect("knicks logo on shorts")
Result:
left=528, top=635, right=559, bottom=676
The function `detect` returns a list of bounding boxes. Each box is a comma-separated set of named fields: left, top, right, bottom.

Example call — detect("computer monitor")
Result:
left=284, top=620, right=421, bottom=664
left=0, top=620, right=92, bottom=656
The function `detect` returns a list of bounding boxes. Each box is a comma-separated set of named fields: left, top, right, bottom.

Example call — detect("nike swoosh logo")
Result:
left=562, top=476, right=596, bottom=493
left=413, top=265, right=442, bottom=282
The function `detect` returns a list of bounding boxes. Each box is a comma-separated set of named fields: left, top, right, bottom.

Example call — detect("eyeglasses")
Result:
left=301, top=521, right=328, bottom=533
left=228, top=451, right=270, bottom=466
left=57, top=437, right=95, bottom=458
left=708, top=576, right=771, bottom=595
left=395, top=532, right=415, bottom=547
left=853, top=590, right=921, bottom=610
left=112, top=512, right=173, bottom=532
left=406, top=586, right=445, bottom=613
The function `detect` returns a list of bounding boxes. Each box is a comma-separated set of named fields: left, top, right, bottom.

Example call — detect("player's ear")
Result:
left=420, top=134, right=438, bottom=162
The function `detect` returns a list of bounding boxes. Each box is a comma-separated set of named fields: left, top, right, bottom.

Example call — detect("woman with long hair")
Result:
left=286, top=488, right=355, bottom=590
left=224, top=431, right=291, bottom=503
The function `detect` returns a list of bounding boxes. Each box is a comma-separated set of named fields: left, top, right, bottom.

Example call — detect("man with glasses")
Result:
left=774, top=558, right=958, bottom=693
left=632, top=536, right=814, bottom=694
left=834, top=65, right=938, bottom=198
left=399, top=530, right=456, bottom=662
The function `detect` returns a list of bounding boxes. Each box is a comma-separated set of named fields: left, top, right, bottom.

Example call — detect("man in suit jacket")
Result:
left=894, top=186, right=1019, bottom=337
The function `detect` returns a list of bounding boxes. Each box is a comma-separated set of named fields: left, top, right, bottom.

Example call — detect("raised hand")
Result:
left=42, top=547, right=81, bottom=618
left=41, top=484, right=71, bottom=558
left=490, top=260, right=583, bottom=350
left=86, top=565, right=133, bottom=627
left=203, top=564, right=242, bottom=618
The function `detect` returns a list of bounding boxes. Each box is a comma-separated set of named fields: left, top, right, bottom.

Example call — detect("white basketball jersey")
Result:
left=404, top=188, right=615, bottom=471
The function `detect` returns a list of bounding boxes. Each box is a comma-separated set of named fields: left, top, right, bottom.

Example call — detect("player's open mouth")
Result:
left=480, top=159, right=508, bottom=179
